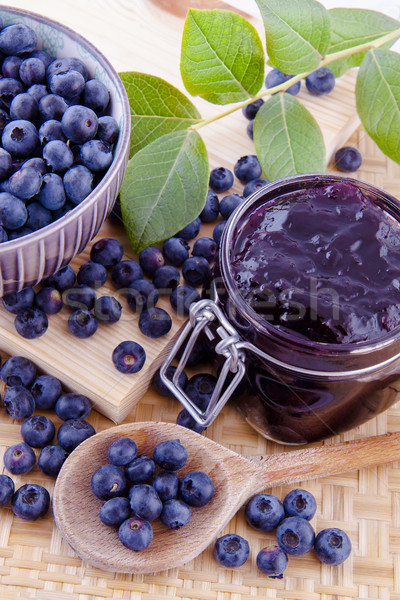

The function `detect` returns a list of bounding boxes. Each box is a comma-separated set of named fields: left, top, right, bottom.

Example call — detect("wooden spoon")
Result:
left=52, top=421, right=400, bottom=574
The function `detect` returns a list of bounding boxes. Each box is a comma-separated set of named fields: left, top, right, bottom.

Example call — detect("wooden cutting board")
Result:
left=0, top=0, right=361, bottom=423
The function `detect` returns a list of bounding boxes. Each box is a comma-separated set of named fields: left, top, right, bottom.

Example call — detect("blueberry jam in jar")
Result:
left=211, top=175, right=400, bottom=444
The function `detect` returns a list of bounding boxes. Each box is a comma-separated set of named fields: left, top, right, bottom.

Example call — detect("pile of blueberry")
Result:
left=0, top=19, right=119, bottom=241
left=0, top=353, right=96, bottom=520
left=91, top=436, right=214, bottom=551
left=213, top=488, right=351, bottom=577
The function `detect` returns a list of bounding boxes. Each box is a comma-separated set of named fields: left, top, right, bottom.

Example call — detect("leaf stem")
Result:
left=189, top=26, right=400, bottom=132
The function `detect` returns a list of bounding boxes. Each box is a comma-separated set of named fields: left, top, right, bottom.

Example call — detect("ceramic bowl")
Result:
left=0, top=5, right=131, bottom=295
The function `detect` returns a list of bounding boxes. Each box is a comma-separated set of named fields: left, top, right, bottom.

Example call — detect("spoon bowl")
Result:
left=52, top=421, right=400, bottom=573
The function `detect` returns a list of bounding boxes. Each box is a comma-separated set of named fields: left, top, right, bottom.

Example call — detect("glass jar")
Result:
left=160, top=174, right=400, bottom=444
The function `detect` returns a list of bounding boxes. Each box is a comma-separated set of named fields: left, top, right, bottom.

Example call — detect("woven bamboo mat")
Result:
left=1, top=126, right=400, bottom=600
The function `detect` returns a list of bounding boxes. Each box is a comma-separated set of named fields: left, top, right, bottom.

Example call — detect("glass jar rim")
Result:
left=219, top=173, right=400, bottom=358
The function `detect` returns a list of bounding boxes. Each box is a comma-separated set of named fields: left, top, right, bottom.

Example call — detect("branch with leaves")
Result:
left=119, top=1, right=400, bottom=253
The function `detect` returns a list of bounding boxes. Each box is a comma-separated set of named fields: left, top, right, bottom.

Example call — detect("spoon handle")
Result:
left=247, top=431, right=400, bottom=490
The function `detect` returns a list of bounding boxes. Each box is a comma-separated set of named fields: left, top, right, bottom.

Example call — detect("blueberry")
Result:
left=4, top=441, right=36, bottom=474
left=14, top=307, right=48, bottom=339
left=83, top=79, right=110, bottom=114
left=23, top=156, right=47, bottom=175
left=176, top=216, right=201, bottom=240
left=214, top=534, right=250, bottom=568
left=125, top=455, right=155, bottom=484
left=49, top=69, right=85, bottom=99
left=0, top=24, right=37, bottom=55
left=3, top=385, right=35, bottom=421
left=39, top=119, right=67, bottom=145
left=57, top=418, right=96, bottom=452
left=47, top=57, right=88, bottom=83
left=219, top=194, right=243, bottom=219
left=2, top=56, right=22, bottom=79
left=276, top=516, right=315, bottom=556
left=80, top=139, right=113, bottom=171
left=152, top=365, right=188, bottom=397
left=128, top=484, right=163, bottom=521
left=334, top=146, right=362, bottom=172
left=152, top=264, right=180, bottom=293
left=75, top=261, right=106, bottom=289
left=63, top=284, right=97, bottom=310
left=170, top=284, right=200, bottom=317
left=0, top=191, right=28, bottom=229
left=112, top=341, right=146, bottom=374
left=242, top=98, right=264, bottom=120
left=31, top=49, right=53, bottom=69
left=38, top=444, right=67, bottom=477
left=10, top=93, right=39, bottom=122
left=35, top=286, right=63, bottom=314
left=0, top=474, right=15, bottom=507
left=20, top=415, right=55, bottom=449
left=94, top=295, right=122, bottom=324
left=180, top=471, right=214, bottom=507
left=305, top=67, right=335, bottom=95
left=243, top=177, right=270, bottom=197
left=43, top=139, right=74, bottom=172
left=283, top=488, right=317, bottom=521
left=192, top=237, right=218, bottom=262
left=0, top=78, right=24, bottom=111
left=25, top=202, right=52, bottom=231
left=11, top=484, right=50, bottom=521
left=96, top=115, right=119, bottom=145
left=19, top=57, right=45, bottom=86
left=2, top=287, right=35, bottom=314
left=37, top=172, right=65, bottom=211
left=30, top=374, right=62, bottom=410
left=61, top=104, right=98, bottom=144
left=91, top=463, right=126, bottom=500
left=153, top=439, right=188, bottom=471
left=245, top=492, right=284, bottom=532
left=182, top=256, right=211, bottom=287
left=107, top=437, right=138, bottom=466
left=27, top=83, right=48, bottom=103
left=152, top=470, right=179, bottom=502
left=90, top=237, right=123, bottom=268
left=43, top=265, right=76, bottom=291
left=265, top=68, right=301, bottom=95
left=199, top=190, right=219, bottom=223
left=185, top=373, right=217, bottom=410
left=55, top=393, right=91, bottom=421
left=2, top=119, right=39, bottom=158
left=63, top=164, right=94, bottom=204
left=111, top=259, right=143, bottom=288
left=139, top=307, right=172, bottom=338
left=118, top=517, right=153, bottom=551
left=0, top=225, right=8, bottom=242
left=234, top=155, right=262, bottom=184
left=213, top=220, right=227, bottom=245
left=314, top=527, right=352, bottom=566
left=0, top=147, right=12, bottom=180
left=68, top=308, right=98, bottom=338
left=126, top=279, right=159, bottom=313
left=162, top=237, right=190, bottom=266
left=176, top=409, right=206, bottom=434
left=38, top=93, right=69, bottom=121
left=138, top=246, right=164, bottom=275
left=209, top=167, right=234, bottom=193
left=0, top=355, right=36, bottom=387
left=100, top=497, right=131, bottom=528
left=160, top=498, right=191, bottom=529
left=256, top=545, right=288, bottom=578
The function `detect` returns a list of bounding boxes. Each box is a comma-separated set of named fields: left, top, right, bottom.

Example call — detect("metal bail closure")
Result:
left=159, top=299, right=247, bottom=427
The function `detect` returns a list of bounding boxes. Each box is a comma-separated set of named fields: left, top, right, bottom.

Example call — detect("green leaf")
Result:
left=253, top=94, right=325, bottom=179
left=119, top=71, right=202, bottom=158
left=180, top=8, right=264, bottom=104
left=327, top=8, right=400, bottom=77
left=120, top=129, right=209, bottom=252
left=254, top=0, right=330, bottom=74
left=356, top=48, right=400, bottom=165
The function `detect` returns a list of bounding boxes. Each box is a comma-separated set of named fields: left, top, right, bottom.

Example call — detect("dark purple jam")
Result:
left=230, top=180, right=400, bottom=344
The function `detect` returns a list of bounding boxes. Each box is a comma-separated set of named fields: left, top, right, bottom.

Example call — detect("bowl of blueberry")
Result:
left=0, top=6, right=131, bottom=295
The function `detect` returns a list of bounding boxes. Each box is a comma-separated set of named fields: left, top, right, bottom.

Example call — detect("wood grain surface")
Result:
left=0, top=0, right=359, bottom=423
